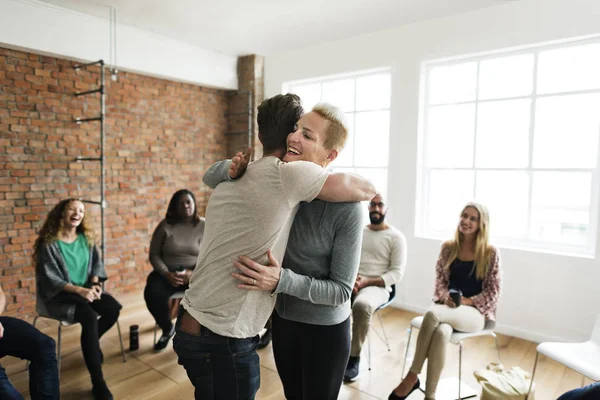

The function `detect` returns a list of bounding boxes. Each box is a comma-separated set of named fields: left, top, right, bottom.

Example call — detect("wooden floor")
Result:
left=3, top=291, right=591, bottom=400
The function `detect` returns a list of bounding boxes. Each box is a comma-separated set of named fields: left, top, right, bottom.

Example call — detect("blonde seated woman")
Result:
left=389, top=202, right=502, bottom=400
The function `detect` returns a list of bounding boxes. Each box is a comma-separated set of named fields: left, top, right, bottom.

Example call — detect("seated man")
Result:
left=344, top=193, right=407, bottom=382
left=0, top=283, right=59, bottom=399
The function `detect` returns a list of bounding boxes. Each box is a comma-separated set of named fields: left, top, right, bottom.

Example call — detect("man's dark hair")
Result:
left=257, top=93, right=303, bottom=154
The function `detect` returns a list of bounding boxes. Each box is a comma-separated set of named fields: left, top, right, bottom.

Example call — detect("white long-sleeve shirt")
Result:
left=358, top=226, right=407, bottom=288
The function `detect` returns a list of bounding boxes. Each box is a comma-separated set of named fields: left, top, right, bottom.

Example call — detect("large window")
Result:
left=417, top=39, right=600, bottom=256
left=286, top=69, right=391, bottom=221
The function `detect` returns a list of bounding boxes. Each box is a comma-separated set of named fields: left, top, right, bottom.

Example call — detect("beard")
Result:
left=369, top=212, right=385, bottom=225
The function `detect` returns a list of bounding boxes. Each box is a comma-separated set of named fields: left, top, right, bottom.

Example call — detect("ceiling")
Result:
left=39, top=0, right=516, bottom=56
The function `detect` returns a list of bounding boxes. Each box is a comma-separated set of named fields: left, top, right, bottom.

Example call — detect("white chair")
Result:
left=526, top=313, right=600, bottom=399
left=366, top=284, right=396, bottom=370
left=402, top=315, right=501, bottom=400
left=32, top=294, right=126, bottom=377
left=153, top=291, right=185, bottom=346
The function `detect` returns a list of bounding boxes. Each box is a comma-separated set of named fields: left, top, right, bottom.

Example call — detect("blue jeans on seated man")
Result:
left=0, top=316, right=59, bottom=400
left=172, top=308, right=260, bottom=400
left=557, top=382, right=600, bottom=400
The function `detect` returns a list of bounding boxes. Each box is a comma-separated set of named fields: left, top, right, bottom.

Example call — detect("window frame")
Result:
left=284, top=67, right=392, bottom=202
left=416, top=37, right=600, bottom=258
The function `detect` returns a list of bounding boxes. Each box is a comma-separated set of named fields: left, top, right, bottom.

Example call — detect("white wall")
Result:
left=0, top=0, right=237, bottom=90
left=266, top=0, right=600, bottom=343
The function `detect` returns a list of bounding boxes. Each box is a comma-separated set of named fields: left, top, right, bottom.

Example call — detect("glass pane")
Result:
left=322, top=79, right=355, bottom=112
left=331, top=113, right=355, bottom=168
left=479, top=54, right=534, bottom=99
left=530, top=172, right=592, bottom=246
left=427, top=170, right=474, bottom=233
left=532, top=93, right=600, bottom=168
left=426, top=104, right=475, bottom=168
left=475, top=99, right=531, bottom=168
left=355, top=73, right=391, bottom=111
left=475, top=171, right=530, bottom=238
left=428, top=62, right=477, bottom=104
left=354, top=111, right=390, bottom=167
left=290, top=83, right=321, bottom=111
left=532, top=172, right=591, bottom=208
left=537, top=43, right=600, bottom=94
left=355, top=168, right=388, bottom=202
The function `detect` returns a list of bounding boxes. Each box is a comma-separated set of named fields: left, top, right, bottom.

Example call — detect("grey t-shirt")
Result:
left=182, top=157, right=328, bottom=338
left=148, top=219, right=206, bottom=275
left=274, top=200, right=364, bottom=326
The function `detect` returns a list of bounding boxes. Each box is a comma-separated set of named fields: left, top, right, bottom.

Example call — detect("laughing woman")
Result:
left=34, top=199, right=121, bottom=400
left=388, top=202, right=502, bottom=400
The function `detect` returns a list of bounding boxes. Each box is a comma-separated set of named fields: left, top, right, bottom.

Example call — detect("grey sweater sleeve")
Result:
left=149, top=221, right=170, bottom=275
left=275, top=202, right=364, bottom=305
left=202, top=160, right=233, bottom=189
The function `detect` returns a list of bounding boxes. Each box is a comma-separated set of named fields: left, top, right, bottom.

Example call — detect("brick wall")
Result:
left=0, top=47, right=233, bottom=318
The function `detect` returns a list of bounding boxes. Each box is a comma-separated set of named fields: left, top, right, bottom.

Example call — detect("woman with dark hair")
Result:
left=34, top=199, right=121, bottom=400
left=145, top=189, right=205, bottom=351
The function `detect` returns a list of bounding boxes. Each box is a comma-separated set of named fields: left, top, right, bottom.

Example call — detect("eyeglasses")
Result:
left=369, top=202, right=385, bottom=208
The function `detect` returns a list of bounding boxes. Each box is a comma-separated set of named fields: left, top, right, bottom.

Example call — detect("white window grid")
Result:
left=416, top=37, right=600, bottom=257
left=285, top=68, right=391, bottom=221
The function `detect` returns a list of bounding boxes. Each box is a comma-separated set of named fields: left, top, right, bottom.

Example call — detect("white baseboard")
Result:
left=391, top=301, right=571, bottom=344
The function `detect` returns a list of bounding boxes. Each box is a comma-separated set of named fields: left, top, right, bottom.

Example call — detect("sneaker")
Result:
left=92, top=380, right=114, bottom=400
left=344, top=356, right=360, bottom=382
left=257, top=328, right=272, bottom=350
left=154, top=325, right=176, bottom=351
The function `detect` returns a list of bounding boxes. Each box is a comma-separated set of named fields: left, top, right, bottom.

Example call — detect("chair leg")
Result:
left=57, top=323, right=62, bottom=380
left=458, top=341, right=463, bottom=400
left=116, top=320, right=126, bottom=362
left=367, top=322, right=374, bottom=371
left=153, top=324, right=158, bottom=347
left=526, top=352, right=539, bottom=400
left=377, top=312, right=391, bottom=351
left=401, top=327, right=413, bottom=378
left=580, top=375, right=585, bottom=388
left=492, top=332, right=501, bottom=364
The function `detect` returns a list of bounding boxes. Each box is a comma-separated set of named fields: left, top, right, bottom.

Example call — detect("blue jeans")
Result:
left=0, top=316, right=59, bottom=399
left=557, top=382, right=600, bottom=400
left=173, top=309, right=260, bottom=400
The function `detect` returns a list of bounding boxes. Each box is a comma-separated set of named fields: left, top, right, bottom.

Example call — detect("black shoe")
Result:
left=257, top=329, right=272, bottom=350
left=343, top=356, right=360, bottom=382
left=92, top=381, right=113, bottom=400
left=154, top=325, right=176, bottom=351
left=388, top=378, right=420, bottom=400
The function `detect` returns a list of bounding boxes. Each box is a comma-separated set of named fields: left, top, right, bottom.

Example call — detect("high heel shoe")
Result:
left=388, top=378, right=420, bottom=400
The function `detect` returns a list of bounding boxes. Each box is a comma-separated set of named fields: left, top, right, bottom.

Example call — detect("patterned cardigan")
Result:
left=432, top=241, right=502, bottom=321
left=36, top=242, right=110, bottom=322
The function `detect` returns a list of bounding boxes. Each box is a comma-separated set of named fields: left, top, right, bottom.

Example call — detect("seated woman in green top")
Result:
left=34, top=199, right=122, bottom=400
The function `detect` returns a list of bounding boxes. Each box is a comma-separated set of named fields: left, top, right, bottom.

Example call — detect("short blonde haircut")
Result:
left=312, top=103, right=348, bottom=152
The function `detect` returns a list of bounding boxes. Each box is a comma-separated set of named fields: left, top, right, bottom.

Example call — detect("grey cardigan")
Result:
left=36, top=241, right=109, bottom=322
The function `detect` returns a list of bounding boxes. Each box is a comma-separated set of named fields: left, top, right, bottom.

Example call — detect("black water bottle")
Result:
left=129, top=325, right=139, bottom=351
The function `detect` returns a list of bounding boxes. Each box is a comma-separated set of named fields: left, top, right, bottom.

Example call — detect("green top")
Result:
left=57, top=233, right=90, bottom=287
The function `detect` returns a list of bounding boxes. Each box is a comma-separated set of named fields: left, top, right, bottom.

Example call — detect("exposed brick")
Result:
left=0, top=46, right=262, bottom=318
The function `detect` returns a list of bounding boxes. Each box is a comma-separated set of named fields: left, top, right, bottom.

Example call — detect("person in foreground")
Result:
left=230, top=103, right=365, bottom=399
left=145, top=189, right=205, bottom=351
left=557, top=382, right=600, bottom=400
left=389, top=202, right=502, bottom=400
left=175, top=94, right=376, bottom=400
left=34, top=199, right=122, bottom=400
left=0, top=283, right=59, bottom=399
left=344, top=193, right=407, bottom=382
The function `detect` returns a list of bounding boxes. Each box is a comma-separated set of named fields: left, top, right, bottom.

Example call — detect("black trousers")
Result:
left=51, top=292, right=121, bottom=385
left=144, top=271, right=188, bottom=334
left=272, top=311, right=351, bottom=400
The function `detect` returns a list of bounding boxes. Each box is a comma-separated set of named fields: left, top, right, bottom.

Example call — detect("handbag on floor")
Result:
left=474, top=362, right=535, bottom=400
